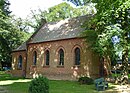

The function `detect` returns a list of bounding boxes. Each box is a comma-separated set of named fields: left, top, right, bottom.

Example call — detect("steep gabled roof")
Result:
left=12, top=42, right=26, bottom=52
left=13, top=15, right=90, bottom=52
left=29, top=15, right=89, bottom=44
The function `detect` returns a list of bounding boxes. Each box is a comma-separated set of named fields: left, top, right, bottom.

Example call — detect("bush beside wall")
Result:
left=28, top=75, right=49, bottom=93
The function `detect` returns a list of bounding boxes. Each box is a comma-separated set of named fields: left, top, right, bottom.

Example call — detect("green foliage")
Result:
left=11, top=16, right=30, bottom=33
left=78, top=76, right=94, bottom=85
left=0, top=0, right=11, bottom=16
left=26, top=2, right=91, bottom=31
left=0, top=12, right=30, bottom=64
left=89, top=0, right=130, bottom=62
left=68, top=0, right=130, bottom=82
left=28, top=75, right=49, bottom=93
left=69, top=0, right=130, bottom=58
left=66, top=0, right=90, bottom=6
left=0, top=1, right=31, bottom=65
left=0, top=71, right=25, bottom=81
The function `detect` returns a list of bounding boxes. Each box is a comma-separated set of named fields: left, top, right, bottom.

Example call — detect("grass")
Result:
left=112, top=73, right=130, bottom=78
left=3, top=80, right=96, bottom=93
left=6, top=82, right=30, bottom=93
left=0, top=71, right=24, bottom=81
left=0, top=71, right=98, bottom=93
left=49, top=80, right=96, bottom=93
left=0, top=71, right=118, bottom=93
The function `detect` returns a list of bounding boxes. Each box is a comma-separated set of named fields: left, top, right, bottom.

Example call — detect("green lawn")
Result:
left=50, top=80, right=96, bottom=93
left=5, top=81, right=30, bottom=93
left=3, top=80, right=96, bottom=93
left=0, top=71, right=117, bottom=93
left=0, top=71, right=98, bottom=93
left=0, top=71, right=24, bottom=81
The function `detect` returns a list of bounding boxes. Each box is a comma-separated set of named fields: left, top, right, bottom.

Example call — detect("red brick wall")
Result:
left=25, top=38, right=100, bottom=80
left=11, top=51, right=26, bottom=77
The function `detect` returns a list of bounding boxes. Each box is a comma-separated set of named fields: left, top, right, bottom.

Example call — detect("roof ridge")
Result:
left=13, top=15, right=91, bottom=52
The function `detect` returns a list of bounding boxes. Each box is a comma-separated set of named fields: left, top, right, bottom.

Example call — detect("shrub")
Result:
left=78, top=76, right=94, bottom=85
left=28, top=75, right=49, bottom=93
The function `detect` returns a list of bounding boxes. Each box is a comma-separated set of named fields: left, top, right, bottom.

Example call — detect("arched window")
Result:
left=18, top=55, right=22, bottom=69
left=59, top=49, right=64, bottom=65
left=33, top=51, right=37, bottom=65
left=75, top=47, right=80, bottom=65
left=45, top=50, right=49, bottom=65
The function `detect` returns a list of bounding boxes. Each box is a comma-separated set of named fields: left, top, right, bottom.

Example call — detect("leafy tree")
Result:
left=0, top=11, right=30, bottom=66
left=0, top=0, right=11, bottom=16
left=0, top=0, right=30, bottom=67
left=11, top=16, right=31, bottom=33
left=26, top=2, right=93, bottom=31
left=66, top=0, right=90, bottom=6
left=67, top=0, right=130, bottom=84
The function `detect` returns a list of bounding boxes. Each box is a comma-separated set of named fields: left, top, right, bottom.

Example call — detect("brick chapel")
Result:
left=11, top=15, right=100, bottom=80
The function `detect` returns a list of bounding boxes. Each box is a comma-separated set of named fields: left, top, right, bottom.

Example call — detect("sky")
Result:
left=9, top=0, right=65, bottom=19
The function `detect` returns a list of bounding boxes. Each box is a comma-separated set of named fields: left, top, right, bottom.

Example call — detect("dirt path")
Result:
left=99, top=84, right=130, bottom=93
left=0, top=79, right=31, bottom=93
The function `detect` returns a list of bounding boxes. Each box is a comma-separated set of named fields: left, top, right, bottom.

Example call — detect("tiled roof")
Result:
left=29, top=15, right=88, bottom=43
left=13, top=42, right=26, bottom=51
left=13, top=15, right=90, bottom=52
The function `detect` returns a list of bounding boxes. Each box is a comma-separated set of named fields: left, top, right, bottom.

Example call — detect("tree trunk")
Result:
left=99, top=56, right=112, bottom=77
left=104, top=56, right=112, bottom=77
left=120, top=48, right=129, bottom=84
left=118, top=32, right=129, bottom=85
